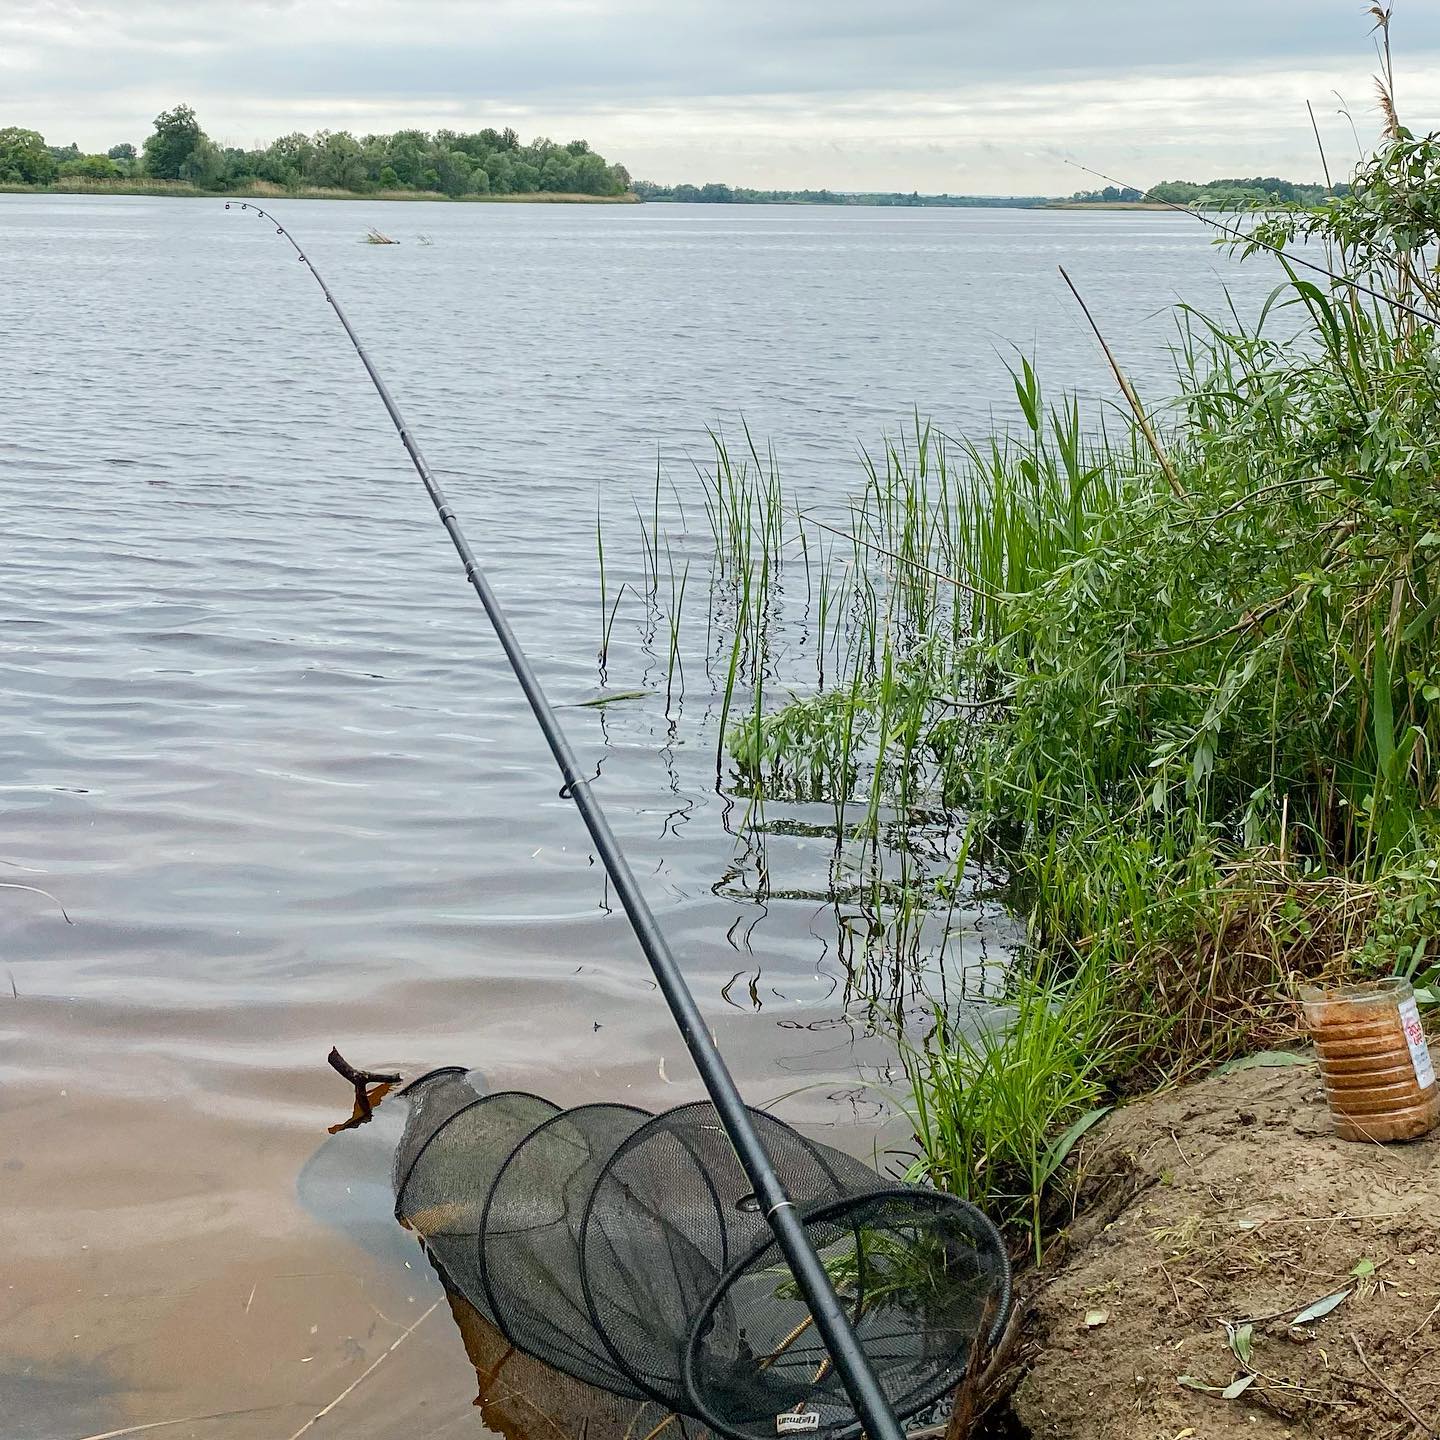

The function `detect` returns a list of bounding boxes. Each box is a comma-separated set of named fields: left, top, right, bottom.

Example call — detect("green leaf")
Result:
left=1178, top=1373, right=1258, bottom=1400
left=1373, top=621, right=1395, bottom=776
left=1037, top=1104, right=1115, bottom=1186
left=1291, top=1288, right=1351, bottom=1325
left=569, top=690, right=650, bottom=708
left=1012, top=357, right=1040, bottom=433
left=1226, top=1322, right=1254, bottom=1367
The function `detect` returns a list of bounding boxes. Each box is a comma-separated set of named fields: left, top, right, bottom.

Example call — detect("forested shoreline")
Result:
left=1, top=107, right=1339, bottom=211
left=631, top=180, right=1050, bottom=206
left=1065, top=174, right=1350, bottom=206
left=0, top=105, right=632, bottom=199
left=640, top=174, right=1345, bottom=209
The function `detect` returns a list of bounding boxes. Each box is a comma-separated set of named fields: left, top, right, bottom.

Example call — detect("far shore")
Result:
left=0, top=180, right=1266, bottom=216
left=1042, top=200, right=1174, bottom=210
left=0, top=179, right=639, bottom=203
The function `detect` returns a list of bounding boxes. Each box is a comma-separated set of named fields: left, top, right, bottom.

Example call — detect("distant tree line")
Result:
left=1068, top=177, right=1352, bottom=207
left=0, top=105, right=632, bottom=197
left=1065, top=185, right=1146, bottom=203
left=0, top=116, right=1348, bottom=213
left=632, top=180, right=1048, bottom=207
left=1144, top=176, right=1350, bottom=207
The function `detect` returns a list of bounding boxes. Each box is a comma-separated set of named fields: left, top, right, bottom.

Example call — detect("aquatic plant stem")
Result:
left=283, top=1300, right=441, bottom=1440
left=226, top=201, right=907, bottom=1440
left=1057, top=265, right=1184, bottom=498
left=1307, top=100, right=1335, bottom=195
left=798, top=511, right=987, bottom=597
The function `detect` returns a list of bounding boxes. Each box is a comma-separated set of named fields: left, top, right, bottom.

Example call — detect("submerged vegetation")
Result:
left=601, top=17, right=1440, bottom=1260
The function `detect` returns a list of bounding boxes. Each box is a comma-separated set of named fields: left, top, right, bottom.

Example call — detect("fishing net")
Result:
left=394, top=1069, right=1010, bottom=1440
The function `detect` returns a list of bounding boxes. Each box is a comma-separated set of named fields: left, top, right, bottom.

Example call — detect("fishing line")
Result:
left=223, top=201, right=908, bottom=1440
left=1063, top=158, right=1439, bottom=326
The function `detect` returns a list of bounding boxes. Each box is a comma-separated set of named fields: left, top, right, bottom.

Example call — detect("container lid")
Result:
left=1300, top=976, right=1412, bottom=1005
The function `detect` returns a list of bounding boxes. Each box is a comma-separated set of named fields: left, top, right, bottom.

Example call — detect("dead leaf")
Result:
left=1084, top=1309, right=1110, bottom=1328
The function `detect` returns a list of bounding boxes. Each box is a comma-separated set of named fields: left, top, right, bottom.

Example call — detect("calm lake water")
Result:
left=0, top=195, right=1276, bottom=1438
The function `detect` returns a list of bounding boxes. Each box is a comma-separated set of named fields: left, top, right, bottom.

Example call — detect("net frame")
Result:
left=477, top=1100, right=656, bottom=1393
left=680, top=1189, right=1012, bottom=1440
left=574, top=1101, right=876, bottom=1406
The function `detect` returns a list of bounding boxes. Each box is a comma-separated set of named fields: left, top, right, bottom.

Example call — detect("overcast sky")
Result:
left=5, top=1, right=1440, bottom=193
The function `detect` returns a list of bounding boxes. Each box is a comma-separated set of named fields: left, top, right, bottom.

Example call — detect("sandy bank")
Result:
left=1009, top=1060, right=1438, bottom=1438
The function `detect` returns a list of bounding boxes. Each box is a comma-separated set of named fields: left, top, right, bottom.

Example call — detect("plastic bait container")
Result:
left=1301, top=977, right=1439, bottom=1142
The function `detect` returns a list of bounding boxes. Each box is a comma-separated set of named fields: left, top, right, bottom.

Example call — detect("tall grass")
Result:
left=597, top=46, right=1440, bottom=1257
left=902, top=967, right=1115, bottom=1261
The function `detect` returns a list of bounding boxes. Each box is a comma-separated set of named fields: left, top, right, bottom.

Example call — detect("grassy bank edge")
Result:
left=652, top=100, right=1440, bottom=1274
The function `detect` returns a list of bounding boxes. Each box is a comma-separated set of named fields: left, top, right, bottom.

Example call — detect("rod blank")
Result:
left=226, top=202, right=907, bottom=1440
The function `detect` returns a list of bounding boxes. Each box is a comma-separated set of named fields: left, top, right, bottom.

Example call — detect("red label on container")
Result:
left=1399, top=997, right=1435, bottom=1090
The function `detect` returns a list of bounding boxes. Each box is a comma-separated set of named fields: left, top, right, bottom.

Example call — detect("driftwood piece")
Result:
left=326, top=1047, right=402, bottom=1133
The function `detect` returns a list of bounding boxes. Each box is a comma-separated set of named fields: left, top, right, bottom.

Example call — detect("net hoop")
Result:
left=680, top=1188, right=1012, bottom=1440
left=478, top=1100, right=653, bottom=1350
left=392, top=1087, right=561, bottom=1223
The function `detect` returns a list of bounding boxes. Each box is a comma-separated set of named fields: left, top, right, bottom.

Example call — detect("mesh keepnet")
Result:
left=579, top=1102, right=878, bottom=1403
left=393, top=1075, right=561, bottom=1329
left=483, top=1103, right=655, bottom=1394
left=685, top=1191, right=1010, bottom=1440
left=394, top=1070, right=1010, bottom=1440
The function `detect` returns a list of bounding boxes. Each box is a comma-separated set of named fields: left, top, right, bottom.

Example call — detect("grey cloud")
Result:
left=8, top=1, right=1438, bottom=104
left=5, top=0, right=1438, bottom=190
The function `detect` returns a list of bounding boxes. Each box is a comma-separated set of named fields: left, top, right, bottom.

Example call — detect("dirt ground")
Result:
left=1009, top=1060, right=1440, bottom=1440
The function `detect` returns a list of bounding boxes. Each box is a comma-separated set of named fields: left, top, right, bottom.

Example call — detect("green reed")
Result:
left=594, top=83, right=1440, bottom=1258
left=901, top=964, right=1115, bottom=1262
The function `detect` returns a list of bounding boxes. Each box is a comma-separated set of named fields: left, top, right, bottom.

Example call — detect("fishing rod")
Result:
left=1064, top=158, right=1440, bottom=327
left=224, top=202, right=909, bottom=1440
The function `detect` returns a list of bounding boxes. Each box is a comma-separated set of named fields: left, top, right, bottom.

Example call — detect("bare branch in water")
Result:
left=326, top=1047, right=402, bottom=1132
left=72, top=1406, right=291, bottom=1440
left=283, top=1300, right=439, bottom=1440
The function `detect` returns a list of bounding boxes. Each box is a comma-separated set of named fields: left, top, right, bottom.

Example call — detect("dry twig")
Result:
left=1348, top=1331, right=1438, bottom=1438
left=71, top=1408, right=289, bottom=1440
left=327, top=1047, right=402, bottom=1132
left=283, top=1299, right=440, bottom=1440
